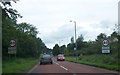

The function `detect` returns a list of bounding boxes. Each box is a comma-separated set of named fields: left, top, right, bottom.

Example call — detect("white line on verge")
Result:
left=28, top=64, right=38, bottom=73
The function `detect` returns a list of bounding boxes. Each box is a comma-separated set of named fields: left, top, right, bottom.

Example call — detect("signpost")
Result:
left=102, top=39, right=110, bottom=54
left=8, top=39, right=17, bottom=58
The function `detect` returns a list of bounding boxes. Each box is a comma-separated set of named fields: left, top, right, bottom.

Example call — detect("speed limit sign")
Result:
left=102, top=39, right=110, bottom=53
left=103, top=40, right=109, bottom=46
left=10, top=40, right=16, bottom=47
left=8, top=39, right=17, bottom=54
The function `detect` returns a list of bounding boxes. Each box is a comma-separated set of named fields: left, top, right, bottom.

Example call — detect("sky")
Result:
left=11, top=0, right=119, bottom=49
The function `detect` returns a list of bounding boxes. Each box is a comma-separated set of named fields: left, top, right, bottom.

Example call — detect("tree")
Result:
left=1, top=1, right=47, bottom=59
left=59, top=45, right=66, bottom=54
left=1, top=1, right=22, bottom=23
left=17, top=23, right=38, bottom=37
left=71, top=36, right=74, bottom=44
left=96, top=33, right=107, bottom=42
left=53, top=44, right=59, bottom=55
left=76, top=34, right=84, bottom=50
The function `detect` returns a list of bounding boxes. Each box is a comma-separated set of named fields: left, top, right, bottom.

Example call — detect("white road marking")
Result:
left=73, top=73, right=77, bottom=75
left=56, top=63, right=59, bottom=65
left=53, top=61, right=59, bottom=65
left=28, top=64, right=39, bottom=73
left=53, top=61, right=55, bottom=63
left=53, top=60, right=68, bottom=71
left=60, top=65, right=68, bottom=71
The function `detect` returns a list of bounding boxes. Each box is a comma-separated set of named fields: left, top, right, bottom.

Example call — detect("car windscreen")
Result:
left=42, top=55, right=51, bottom=59
left=58, top=55, right=64, bottom=57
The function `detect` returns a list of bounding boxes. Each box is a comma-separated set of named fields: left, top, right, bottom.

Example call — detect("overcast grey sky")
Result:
left=11, top=0, right=119, bottom=49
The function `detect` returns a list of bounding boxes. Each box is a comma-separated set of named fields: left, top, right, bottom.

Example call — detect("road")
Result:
left=27, top=57, right=119, bottom=75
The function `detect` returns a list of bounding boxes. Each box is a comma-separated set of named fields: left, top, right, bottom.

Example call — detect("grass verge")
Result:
left=66, top=54, right=119, bottom=71
left=2, top=58, right=38, bottom=73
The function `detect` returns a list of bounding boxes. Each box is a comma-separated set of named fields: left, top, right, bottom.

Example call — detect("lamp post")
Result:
left=70, top=20, right=77, bottom=50
left=70, top=20, right=77, bottom=60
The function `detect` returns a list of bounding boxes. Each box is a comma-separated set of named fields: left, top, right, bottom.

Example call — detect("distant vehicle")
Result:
left=40, top=54, right=53, bottom=65
left=57, top=54, right=65, bottom=61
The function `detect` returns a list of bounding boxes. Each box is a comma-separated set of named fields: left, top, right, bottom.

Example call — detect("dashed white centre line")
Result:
left=56, top=63, right=59, bottom=65
left=53, top=61, right=68, bottom=71
left=53, top=61, right=59, bottom=65
left=73, top=73, right=77, bottom=75
left=60, top=65, right=68, bottom=71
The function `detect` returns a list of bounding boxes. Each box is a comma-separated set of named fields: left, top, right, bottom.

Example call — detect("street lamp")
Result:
left=70, top=20, right=77, bottom=50
left=70, top=20, right=77, bottom=60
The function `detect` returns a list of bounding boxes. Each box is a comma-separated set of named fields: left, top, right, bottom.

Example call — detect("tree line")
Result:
left=1, top=1, right=47, bottom=59
left=53, top=31, right=120, bottom=57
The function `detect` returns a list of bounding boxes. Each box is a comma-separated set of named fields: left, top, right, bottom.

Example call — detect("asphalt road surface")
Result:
left=27, top=57, right=119, bottom=75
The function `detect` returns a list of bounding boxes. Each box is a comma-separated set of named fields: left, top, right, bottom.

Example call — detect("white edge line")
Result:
left=28, top=64, right=38, bottom=73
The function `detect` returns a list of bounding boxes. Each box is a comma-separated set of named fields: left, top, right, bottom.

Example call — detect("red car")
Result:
left=57, top=54, right=65, bottom=61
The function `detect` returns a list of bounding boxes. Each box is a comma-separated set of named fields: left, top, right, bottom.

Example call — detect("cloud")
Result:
left=40, top=23, right=90, bottom=48
left=11, top=0, right=118, bottom=48
left=40, top=24, right=74, bottom=45
left=90, top=20, right=117, bottom=29
left=40, top=20, right=116, bottom=48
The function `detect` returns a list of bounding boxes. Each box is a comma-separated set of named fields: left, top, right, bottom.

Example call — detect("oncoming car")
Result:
left=40, top=54, right=53, bottom=65
left=57, top=54, right=65, bottom=61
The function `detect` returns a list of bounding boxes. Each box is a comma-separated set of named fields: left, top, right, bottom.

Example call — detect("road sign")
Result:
left=102, top=39, right=110, bottom=54
left=10, top=40, right=16, bottom=47
left=102, top=50, right=110, bottom=53
left=103, top=40, right=109, bottom=46
left=8, top=39, right=17, bottom=54
left=74, top=47, right=76, bottom=50
left=8, top=47, right=16, bottom=54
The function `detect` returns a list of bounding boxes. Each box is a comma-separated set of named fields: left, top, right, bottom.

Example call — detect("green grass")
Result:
left=2, top=58, right=38, bottom=73
left=66, top=54, right=119, bottom=71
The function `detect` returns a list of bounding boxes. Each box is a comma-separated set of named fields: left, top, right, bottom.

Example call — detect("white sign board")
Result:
left=8, top=47, right=16, bottom=54
left=102, top=40, right=110, bottom=54
left=102, top=50, right=110, bottom=53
